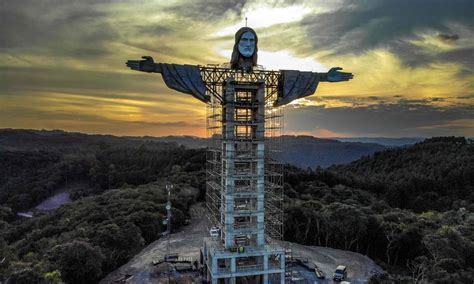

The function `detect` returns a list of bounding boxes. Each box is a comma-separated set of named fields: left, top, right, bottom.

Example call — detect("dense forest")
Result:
left=0, top=130, right=206, bottom=283
left=0, top=130, right=473, bottom=283
left=284, top=137, right=474, bottom=282
left=328, top=137, right=474, bottom=212
left=0, top=129, right=205, bottom=211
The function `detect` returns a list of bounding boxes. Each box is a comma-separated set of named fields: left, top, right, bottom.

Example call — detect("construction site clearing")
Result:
left=101, top=203, right=385, bottom=284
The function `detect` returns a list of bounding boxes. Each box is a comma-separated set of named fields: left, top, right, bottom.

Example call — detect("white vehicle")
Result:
left=333, top=265, right=347, bottom=281
left=210, top=227, right=221, bottom=239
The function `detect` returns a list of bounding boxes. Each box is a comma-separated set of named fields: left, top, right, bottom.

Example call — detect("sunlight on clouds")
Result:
left=415, top=119, right=474, bottom=130
left=34, top=92, right=149, bottom=122
left=287, top=97, right=354, bottom=108
left=409, top=22, right=473, bottom=54
left=214, top=4, right=312, bottom=36
left=286, top=128, right=353, bottom=138
left=259, top=50, right=327, bottom=71
left=2, top=90, right=205, bottom=125
left=1, top=0, right=472, bottom=137
left=410, top=33, right=458, bottom=53
left=292, top=48, right=474, bottom=109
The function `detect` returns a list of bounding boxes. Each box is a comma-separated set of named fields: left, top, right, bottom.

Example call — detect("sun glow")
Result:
left=214, top=4, right=312, bottom=36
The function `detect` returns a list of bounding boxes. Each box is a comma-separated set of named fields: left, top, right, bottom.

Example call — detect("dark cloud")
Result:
left=0, top=0, right=117, bottom=58
left=388, top=39, right=432, bottom=66
left=138, top=25, right=172, bottom=37
left=388, top=39, right=474, bottom=69
left=439, top=47, right=474, bottom=69
left=0, top=66, right=169, bottom=95
left=301, top=0, right=474, bottom=66
left=437, top=33, right=459, bottom=42
left=285, top=101, right=474, bottom=137
left=165, top=0, right=247, bottom=21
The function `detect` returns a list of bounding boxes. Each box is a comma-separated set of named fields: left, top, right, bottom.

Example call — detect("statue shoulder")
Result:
left=219, top=62, right=231, bottom=68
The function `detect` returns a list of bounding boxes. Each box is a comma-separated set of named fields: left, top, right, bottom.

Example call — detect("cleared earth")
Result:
left=101, top=203, right=384, bottom=283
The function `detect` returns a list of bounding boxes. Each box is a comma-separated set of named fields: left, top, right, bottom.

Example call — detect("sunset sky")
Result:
left=1, top=0, right=473, bottom=138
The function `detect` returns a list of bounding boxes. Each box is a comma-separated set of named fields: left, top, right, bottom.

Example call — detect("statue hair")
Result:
left=231, top=27, right=258, bottom=70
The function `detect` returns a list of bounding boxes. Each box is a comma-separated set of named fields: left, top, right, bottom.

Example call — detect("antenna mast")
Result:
left=165, top=183, right=173, bottom=283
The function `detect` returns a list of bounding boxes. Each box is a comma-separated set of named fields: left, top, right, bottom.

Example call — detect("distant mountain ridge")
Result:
left=1, top=129, right=387, bottom=168
left=333, top=137, right=423, bottom=146
left=146, top=134, right=388, bottom=168
left=0, top=128, right=177, bottom=153
left=276, top=135, right=386, bottom=168
left=132, top=135, right=208, bottom=149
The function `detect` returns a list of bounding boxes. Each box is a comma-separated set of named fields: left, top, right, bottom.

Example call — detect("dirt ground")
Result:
left=101, top=203, right=384, bottom=283
left=284, top=242, right=384, bottom=283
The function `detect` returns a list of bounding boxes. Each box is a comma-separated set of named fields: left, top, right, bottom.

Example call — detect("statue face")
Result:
left=238, top=31, right=255, bottom=58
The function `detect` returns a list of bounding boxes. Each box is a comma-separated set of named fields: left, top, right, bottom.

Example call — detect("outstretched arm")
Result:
left=126, top=56, right=162, bottom=73
left=276, top=67, right=353, bottom=106
left=319, top=67, right=353, bottom=82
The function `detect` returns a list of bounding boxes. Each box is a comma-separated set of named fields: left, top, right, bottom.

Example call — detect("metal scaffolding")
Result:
left=202, top=65, right=285, bottom=284
left=264, top=79, right=284, bottom=242
left=206, top=88, right=223, bottom=228
left=204, top=65, right=284, bottom=242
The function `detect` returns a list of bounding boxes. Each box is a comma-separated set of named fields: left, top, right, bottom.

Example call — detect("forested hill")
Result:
left=129, top=133, right=388, bottom=168
left=276, top=135, right=386, bottom=168
left=0, top=129, right=180, bottom=152
left=0, top=130, right=206, bottom=283
left=284, top=137, right=473, bottom=282
left=326, top=137, right=474, bottom=212
left=0, top=129, right=387, bottom=168
left=1, top=130, right=472, bottom=282
left=0, top=129, right=205, bottom=212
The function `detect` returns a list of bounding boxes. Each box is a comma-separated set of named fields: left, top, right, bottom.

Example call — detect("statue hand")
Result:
left=327, top=67, right=353, bottom=82
left=126, top=56, right=156, bottom=72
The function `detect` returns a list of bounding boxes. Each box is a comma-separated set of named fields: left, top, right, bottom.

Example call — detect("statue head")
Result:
left=231, top=27, right=258, bottom=70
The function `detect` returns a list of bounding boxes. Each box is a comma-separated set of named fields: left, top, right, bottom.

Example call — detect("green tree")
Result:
left=324, top=202, right=368, bottom=251
left=44, top=270, right=62, bottom=284
left=52, top=240, right=105, bottom=284
left=6, top=268, right=43, bottom=284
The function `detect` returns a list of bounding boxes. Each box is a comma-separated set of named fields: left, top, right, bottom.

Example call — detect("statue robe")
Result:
left=274, top=70, right=320, bottom=107
left=159, top=64, right=321, bottom=106
left=159, top=64, right=209, bottom=103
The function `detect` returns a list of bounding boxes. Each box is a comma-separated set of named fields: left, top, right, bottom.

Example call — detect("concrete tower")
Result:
left=203, top=75, right=285, bottom=284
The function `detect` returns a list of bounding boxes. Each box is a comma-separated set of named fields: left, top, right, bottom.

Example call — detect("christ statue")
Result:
left=126, top=27, right=353, bottom=106
left=125, top=27, right=353, bottom=284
